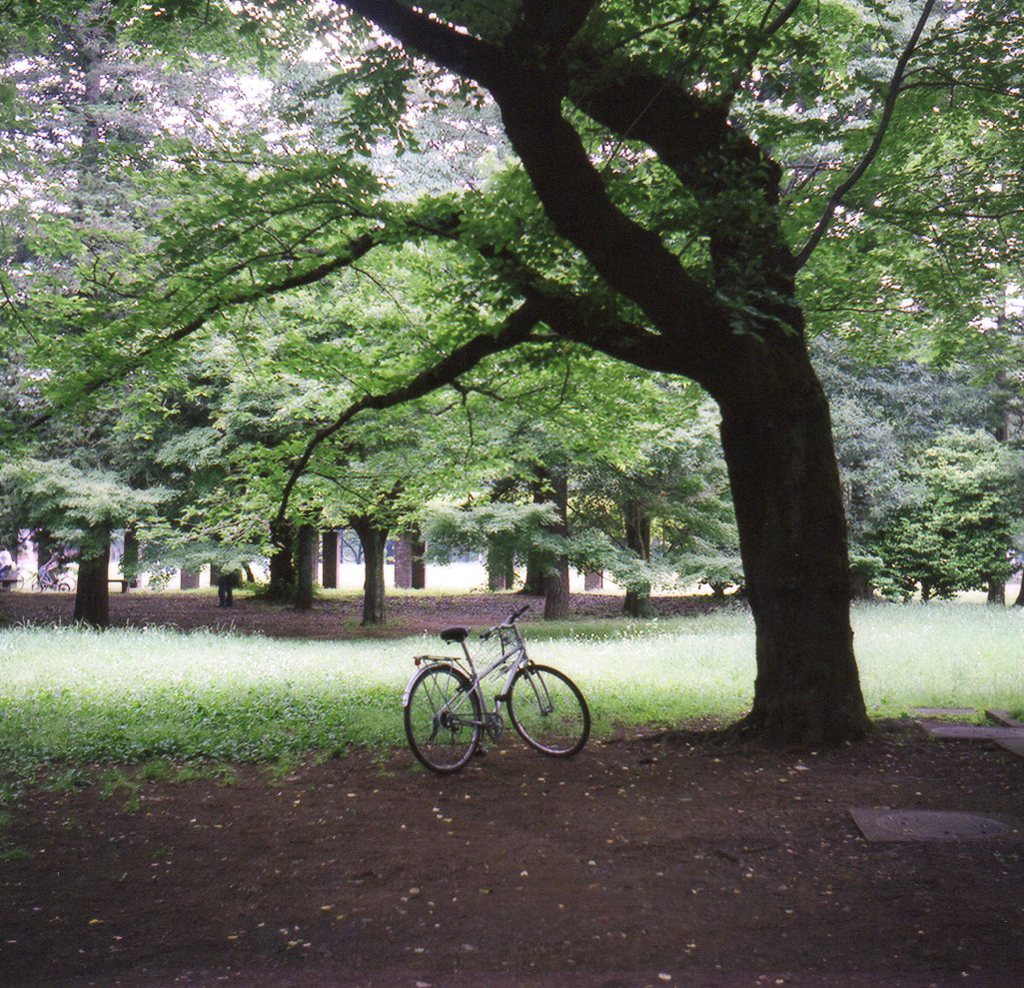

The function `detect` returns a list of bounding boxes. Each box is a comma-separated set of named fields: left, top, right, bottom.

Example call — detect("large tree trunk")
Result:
left=623, top=498, right=656, bottom=618
left=295, top=523, right=318, bottom=611
left=74, top=529, right=110, bottom=629
left=719, top=373, right=870, bottom=747
left=351, top=516, right=388, bottom=626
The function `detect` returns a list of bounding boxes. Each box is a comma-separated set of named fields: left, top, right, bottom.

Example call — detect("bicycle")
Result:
left=402, top=604, right=590, bottom=774
left=32, top=568, right=76, bottom=592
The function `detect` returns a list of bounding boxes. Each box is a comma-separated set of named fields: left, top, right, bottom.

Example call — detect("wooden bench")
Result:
left=108, top=579, right=130, bottom=594
left=0, top=576, right=18, bottom=591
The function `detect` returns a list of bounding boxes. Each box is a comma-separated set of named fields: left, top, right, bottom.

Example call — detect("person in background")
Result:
left=217, top=562, right=243, bottom=608
left=39, top=549, right=61, bottom=587
left=0, top=546, right=13, bottom=580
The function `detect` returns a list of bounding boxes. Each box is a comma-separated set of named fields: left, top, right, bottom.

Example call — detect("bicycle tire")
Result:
left=404, top=665, right=482, bottom=774
left=508, top=664, right=590, bottom=757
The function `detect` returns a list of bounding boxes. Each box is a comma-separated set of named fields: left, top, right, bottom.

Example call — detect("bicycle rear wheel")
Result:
left=508, top=664, right=590, bottom=757
left=404, top=665, right=482, bottom=773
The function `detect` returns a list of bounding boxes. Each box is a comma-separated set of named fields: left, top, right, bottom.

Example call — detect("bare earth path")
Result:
left=1, top=591, right=1022, bottom=986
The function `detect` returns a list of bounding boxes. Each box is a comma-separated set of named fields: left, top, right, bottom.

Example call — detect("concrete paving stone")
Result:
left=918, top=722, right=1024, bottom=740
left=996, top=737, right=1024, bottom=758
left=985, top=709, right=1024, bottom=728
left=849, top=807, right=1024, bottom=843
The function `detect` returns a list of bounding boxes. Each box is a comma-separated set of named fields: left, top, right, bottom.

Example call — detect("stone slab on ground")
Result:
left=850, top=807, right=1024, bottom=843
left=910, top=707, right=976, bottom=718
left=918, top=722, right=1024, bottom=740
left=996, top=737, right=1024, bottom=758
left=986, top=709, right=1024, bottom=728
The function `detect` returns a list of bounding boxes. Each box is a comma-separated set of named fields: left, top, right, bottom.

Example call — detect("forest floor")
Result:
left=1, top=590, right=1022, bottom=987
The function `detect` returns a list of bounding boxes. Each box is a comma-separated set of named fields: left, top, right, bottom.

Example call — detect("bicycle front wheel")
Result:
left=404, top=665, right=482, bottom=774
left=508, top=664, right=590, bottom=757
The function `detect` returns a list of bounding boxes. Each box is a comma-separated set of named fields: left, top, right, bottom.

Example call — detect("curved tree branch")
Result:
left=29, top=227, right=387, bottom=427
left=339, top=0, right=502, bottom=86
left=272, top=296, right=543, bottom=529
left=794, top=0, right=939, bottom=270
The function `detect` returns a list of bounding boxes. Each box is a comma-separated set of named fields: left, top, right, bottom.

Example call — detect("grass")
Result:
left=0, top=602, right=1021, bottom=788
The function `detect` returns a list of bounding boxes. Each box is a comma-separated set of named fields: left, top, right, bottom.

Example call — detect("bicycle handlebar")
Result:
left=480, top=603, right=531, bottom=640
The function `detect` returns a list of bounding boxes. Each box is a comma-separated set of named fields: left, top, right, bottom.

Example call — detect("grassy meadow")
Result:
left=0, top=602, right=1021, bottom=783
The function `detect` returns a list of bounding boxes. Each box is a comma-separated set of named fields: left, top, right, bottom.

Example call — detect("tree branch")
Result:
left=272, top=296, right=543, bottom=529
left=794, top=0, right=939, bottom=270
left=29, top=228, right=387, bottom=427
left=339, top=0, right=502, bottom=86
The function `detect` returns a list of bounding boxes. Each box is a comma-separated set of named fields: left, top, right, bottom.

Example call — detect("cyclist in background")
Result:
left=38, top=549, right=61, bottom=588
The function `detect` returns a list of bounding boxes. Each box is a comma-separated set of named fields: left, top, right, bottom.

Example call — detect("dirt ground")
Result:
left=1, top=590, right=1023, bottom=987
left=0, top=586, right=723, bottom=639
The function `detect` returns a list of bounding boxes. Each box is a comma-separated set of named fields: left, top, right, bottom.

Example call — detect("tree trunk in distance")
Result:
left=410, top=530, right=426, bottom=590
left=267, top=519, right=295, bottom=601
left=542, top=471, right=571, bottom=620
left=74, top=530, right=110, bottom=629
left=322, top=530, right=339, bottom=589
left=352, top=517, right=388, bottom=625
left=122, top=526, right=140, bottom=589
left=394, top=535, right=413, bottom=589
left=487, top=539, right=515, bottom=590
left=986, top=580, right=1006, bottom=605
left=179, top=568, right=200, bottom=590
left=623, top=498, right=656, bottom=618
left=584, top=570, right=604, bottom=591
left=295, top=524, right=317, bottom=610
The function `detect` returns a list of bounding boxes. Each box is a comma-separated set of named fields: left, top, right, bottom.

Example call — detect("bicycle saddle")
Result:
left=440, top=626, right=470, bottom=644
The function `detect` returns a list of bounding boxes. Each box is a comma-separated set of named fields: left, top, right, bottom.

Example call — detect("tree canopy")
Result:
left=3, top=1, right=1023, bottom=744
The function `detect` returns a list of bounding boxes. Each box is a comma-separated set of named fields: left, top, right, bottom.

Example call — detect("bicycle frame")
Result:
left=403, top=612, right=531, bottom=732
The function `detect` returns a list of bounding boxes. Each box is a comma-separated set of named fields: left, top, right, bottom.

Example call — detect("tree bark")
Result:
left=322, top=530, right=339, bottom=589
left=295, top=523, right=318, bottom=610
left=73, top=529, right=110, bottom=629
left=352, top=516, right=388, bottom=625
left=719, top=372, right=870, bottom=746
left=267, top=519, right=296, bottom=601
left=987, top=580, right=1006, bottom=605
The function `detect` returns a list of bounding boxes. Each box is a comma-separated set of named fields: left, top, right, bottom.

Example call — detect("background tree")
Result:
left=870, top=429, right=1023, bottom=601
